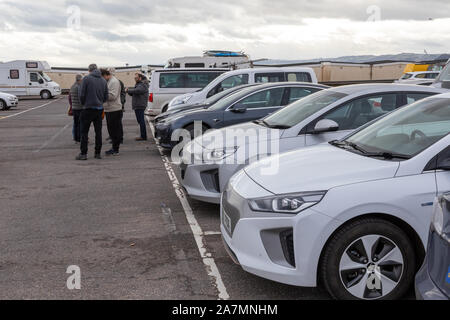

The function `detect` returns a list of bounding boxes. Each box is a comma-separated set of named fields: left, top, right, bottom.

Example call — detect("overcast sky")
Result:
left=0, top=0, right=449, bottom=67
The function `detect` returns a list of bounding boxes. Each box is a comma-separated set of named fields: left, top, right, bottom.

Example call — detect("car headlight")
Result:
left=8, top=96, right=15, bottom=101
left=171, top=95, right=192, bottom=107
left=204, top=147, right=238, bottom=162
left=248, top=191, right=327, bottom=214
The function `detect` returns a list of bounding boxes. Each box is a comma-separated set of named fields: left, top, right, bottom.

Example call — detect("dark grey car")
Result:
left=154, top=82, right=328, bottom=149
left=416, top=190, right=450, bottom=300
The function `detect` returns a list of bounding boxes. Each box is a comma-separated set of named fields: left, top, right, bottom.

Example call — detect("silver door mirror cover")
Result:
left=313, top=119, right=339, bottom=133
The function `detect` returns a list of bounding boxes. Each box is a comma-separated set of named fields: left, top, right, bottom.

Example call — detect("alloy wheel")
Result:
left=339, top=234, right=404, bottom=299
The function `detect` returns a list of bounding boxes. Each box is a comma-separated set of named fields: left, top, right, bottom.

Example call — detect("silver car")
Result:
left=180, top=84, right=446, bottom=204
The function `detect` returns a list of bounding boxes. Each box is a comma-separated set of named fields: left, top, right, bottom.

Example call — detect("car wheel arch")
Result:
left=316, top=212, right=426, bottom=286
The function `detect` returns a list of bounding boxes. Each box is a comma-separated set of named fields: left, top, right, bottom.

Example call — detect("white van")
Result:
left=167, top=67, right=318, bottom=111
left=0, top=60, right=61, bottom=99
left=147, top=68, right=228, bottom=116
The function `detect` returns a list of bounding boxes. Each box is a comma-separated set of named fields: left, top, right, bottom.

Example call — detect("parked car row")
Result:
left=150, top=64, right=450, bottom=300
left=146, top=66, right=318, bottom=116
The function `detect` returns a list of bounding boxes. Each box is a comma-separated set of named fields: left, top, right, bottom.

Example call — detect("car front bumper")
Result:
left=220, top=178, right=341, bottom=287
left=181, top=160, right=244, bottom=204
left=415, top=230, right=450, bottom=300
left=154, top=123, right=176, bottom=149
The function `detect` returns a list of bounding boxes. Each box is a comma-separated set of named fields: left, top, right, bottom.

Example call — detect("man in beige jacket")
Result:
left=101, top=68, right=123, bottom=156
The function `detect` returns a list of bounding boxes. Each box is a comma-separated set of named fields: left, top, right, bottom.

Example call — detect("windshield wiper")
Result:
left=333, top=141, right=411, bottom=160
left=362, top=152, right=411, bottom=160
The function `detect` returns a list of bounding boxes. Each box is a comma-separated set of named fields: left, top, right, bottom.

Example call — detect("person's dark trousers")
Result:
left=119, top=108, right=124, bottom=143
left=134, top=109, right=147, bottom=140
left=80, top=109, right=103, bottom=155
left=73, top=110, right=82, bottom=142
left=106, top=110, right=122, bottom=152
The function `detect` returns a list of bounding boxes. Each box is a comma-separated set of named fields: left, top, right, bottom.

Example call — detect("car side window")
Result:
left=220, top=74, right=249, bottom=90
left=159, top=73, right=185, bottom=88
left=30, top=73, right=39, bottom=82
left=255, top=73, right=285, bottom=83
left=406, top=93, right=434, bottom=104
left=286, top=72, right=312, bottom=83
left=315, top=93, right=398, bottom=131
left=237, top=88, right=285, bottom=109
left=288, top=87, right=320, bottom=104
left=185, top=72, right=222, bottom=88
left=415, top=73, right=426, bottom=79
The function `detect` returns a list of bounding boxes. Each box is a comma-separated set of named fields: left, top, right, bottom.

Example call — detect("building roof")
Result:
left=254, top=53, right=450, bottom=67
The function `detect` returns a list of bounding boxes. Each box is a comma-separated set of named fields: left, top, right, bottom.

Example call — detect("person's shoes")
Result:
left=76, top=154, right=87, bottom=161
left=94, top=153, right=102, bottom=159
left=135, top=137, right=147, bottom=141
left=105, top=149, right=119, bottom=156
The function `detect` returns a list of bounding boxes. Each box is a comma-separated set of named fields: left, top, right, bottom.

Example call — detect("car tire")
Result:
left=40, top=90, right=51, bottom=99
left=319, top=217, right=416, bottom=300
left=0, top=99, right=7, bottom=110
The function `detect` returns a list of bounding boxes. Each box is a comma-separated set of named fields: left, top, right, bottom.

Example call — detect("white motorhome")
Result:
left=0, top=60, right=61, bottom=99
left=166, top=51, right=251, bottom=70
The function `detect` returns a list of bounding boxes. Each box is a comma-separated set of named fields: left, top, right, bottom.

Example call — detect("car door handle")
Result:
left=213, top=119, right=221, bottom=123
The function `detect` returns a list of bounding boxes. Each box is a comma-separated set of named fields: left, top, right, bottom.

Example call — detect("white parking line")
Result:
left=0, top=98, right=61, bottom=120
left=33, top=123, right=70, bottom=153
left=146, top=116, right=230, bottom=300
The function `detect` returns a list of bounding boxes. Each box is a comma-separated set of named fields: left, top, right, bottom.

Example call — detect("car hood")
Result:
left=0, top=92, right=17, bottom=99
left=193, top=121, right=283, bottom=151
left=163, top=106, right=211, bottom=123
left=244, top=144, right=400, bottom=195
left=158, top=105, right=207, bottom=120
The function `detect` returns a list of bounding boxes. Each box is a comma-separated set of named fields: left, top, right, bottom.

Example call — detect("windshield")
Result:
left=436, top=61, right=450, bottom=82
left=263, top=90, right=347, bottom=128
left=401, top=73, right=413, bottom=80
left=39, top=72, right=52, bottom=82
left=207, top=87, right=259, bottom=111
left=345, top=97, right=450, bottom=158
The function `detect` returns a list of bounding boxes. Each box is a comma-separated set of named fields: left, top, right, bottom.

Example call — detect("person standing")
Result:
left=69, top=74, right=83, bottom=143
left=101, top=68, right=122, bottom=156
left=126, top=73, right=149, bottom=141
left=76, top=64, right=108, bottom=161
left=118, top=78, right=126, bottom=143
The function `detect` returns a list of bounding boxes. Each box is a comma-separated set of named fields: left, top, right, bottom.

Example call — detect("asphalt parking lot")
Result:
left=0, top=97, right=327, bottom=299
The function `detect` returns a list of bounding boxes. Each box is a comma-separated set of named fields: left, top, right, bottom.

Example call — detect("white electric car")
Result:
left=181, top=84, right=445, bottom=204
left=221, top=93, right=450, bottom=300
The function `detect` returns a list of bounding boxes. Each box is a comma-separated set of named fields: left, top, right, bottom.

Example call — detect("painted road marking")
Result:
left=33, top=123, right=70, bottom=153
left=147, top=116, right=230, bottom=300
left=0, top=98, right=61, bottom=120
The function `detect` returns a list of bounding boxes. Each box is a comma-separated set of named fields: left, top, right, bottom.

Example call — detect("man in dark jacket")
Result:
left=76, top=64, right=108, bottom=160
left=69, top=74, right=83, bottom=143
left=126, top=73, right=149, bottom=141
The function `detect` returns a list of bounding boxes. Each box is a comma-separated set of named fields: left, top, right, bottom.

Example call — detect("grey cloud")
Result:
left=91, top=31, right=149, bottom=42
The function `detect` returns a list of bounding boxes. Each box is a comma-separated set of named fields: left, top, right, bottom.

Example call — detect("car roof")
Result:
left=154, top=68, right=229, bottom=73
left=406, top=71, right=440, bottom=74
left=328, top=83, right=447, bottom=95
left=432, top=92, right=450, bottom=99
left=249, top=81, right=329, bottom=89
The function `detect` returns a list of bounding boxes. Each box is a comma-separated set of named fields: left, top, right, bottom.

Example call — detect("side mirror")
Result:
left=38, top=79, right=44, bottom=84
left=313, top=119, right=339, bottom=133
left=231, top=104, right=247, bottom=113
